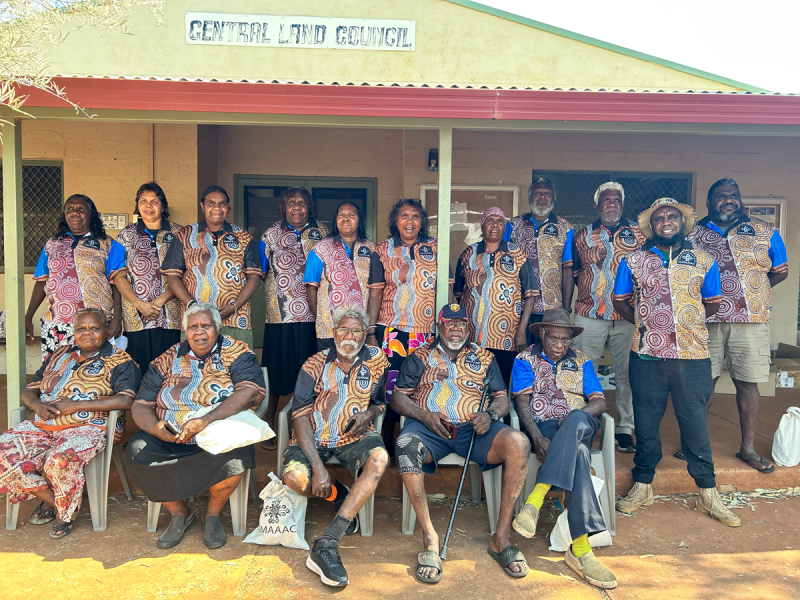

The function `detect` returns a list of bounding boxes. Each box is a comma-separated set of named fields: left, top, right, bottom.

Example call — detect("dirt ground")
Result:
left=2, top=490, right=798, bottom=600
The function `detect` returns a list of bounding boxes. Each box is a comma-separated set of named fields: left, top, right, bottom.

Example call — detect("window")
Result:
left=0, top=161, right=64, bottom=269
left=530, top=171, right=693, bottom=230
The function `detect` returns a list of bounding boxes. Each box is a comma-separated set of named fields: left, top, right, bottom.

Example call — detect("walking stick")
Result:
left=440, top=376, right=491, bottom=560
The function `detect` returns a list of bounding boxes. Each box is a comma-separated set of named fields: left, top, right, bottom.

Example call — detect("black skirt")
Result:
left=125, top=328, right=181, bottom=377
left=124, top=430, right=255, bottom=503
left=261, top=322, right=317, bottom=395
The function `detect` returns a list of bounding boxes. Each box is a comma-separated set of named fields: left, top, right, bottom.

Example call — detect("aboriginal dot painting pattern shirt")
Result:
left=368, top=236, right=453, bottom=335
left=291, top=345, right=389, bottom=449
left=26, top=341, right=140, bottom=443
left=504, top=213, right=573, bottom=313
left=260, top=219, right=329, bottom=324
left=573, top=219, right=645, bottom=320
left=687, top=215, right=788, bottom=324
left=511, top=344, right=603, bottom=424
left=161, top=221, right=262, bottom=330
left=303, top=236, right=375, bottom=339
left=117, top=219, right=183, bottom=332
left=136, top=335, right=266, bottom=441
left=614, top=240, right=721, bottom=360
left=454, top=241, right=539, bottom=351
left=394, top=340, right=506, bottom=425
left=33, top=233, right=126, bottom=325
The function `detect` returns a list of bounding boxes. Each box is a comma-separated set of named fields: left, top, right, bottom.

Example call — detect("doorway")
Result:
left=234, top=175, right=377, bottom=347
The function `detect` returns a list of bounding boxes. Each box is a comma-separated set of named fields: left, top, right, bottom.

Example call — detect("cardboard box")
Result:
left=597, top=348, right=613, bottom=366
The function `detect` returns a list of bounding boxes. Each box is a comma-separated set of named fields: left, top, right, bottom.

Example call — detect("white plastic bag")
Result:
left=549, top=475, right=613, bottom=552
left=186, top=404, right=275, bottom=455
left=772, top=406, right=800, bottom=467
left=244, top=472, right=309, bottom=550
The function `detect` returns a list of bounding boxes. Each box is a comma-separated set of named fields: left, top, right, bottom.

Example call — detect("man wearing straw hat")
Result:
left=612, top=198, right=740, bottom=527
left=510, top=307, right=617, bottom=589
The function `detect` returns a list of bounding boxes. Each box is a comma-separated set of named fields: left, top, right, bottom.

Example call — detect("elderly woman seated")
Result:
left=0, top=308, right=140, bottom=539
left=125, top=302, right=266, bottom=550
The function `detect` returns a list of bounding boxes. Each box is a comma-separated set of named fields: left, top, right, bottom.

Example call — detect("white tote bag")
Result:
left=772, top=406, right=800, bottom=467
left=549, top=475, right=613, bottom=552
left=244, top=472, right=309, bottom=550
left=185, top=404, right=274, bottom=455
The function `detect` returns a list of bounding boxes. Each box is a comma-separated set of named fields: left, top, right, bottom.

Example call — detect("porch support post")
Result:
left=436, top=125, right=453, bottom=311
left=3, top=118, right=26, bottom=427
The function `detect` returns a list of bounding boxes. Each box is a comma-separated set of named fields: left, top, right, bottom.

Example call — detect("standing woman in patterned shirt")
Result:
left=25, top=194, right=126, bottom=362
left=114, top=182, right=183, bottom=376
left=259, top=187, right=329, bottom=450
left=366, top=198, right=453, bottom=455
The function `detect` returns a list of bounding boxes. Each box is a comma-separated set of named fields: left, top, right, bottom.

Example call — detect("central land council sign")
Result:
left=186, top=13, right=415, bottom=51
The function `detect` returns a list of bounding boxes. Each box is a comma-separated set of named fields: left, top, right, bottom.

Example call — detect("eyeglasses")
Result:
left=547, top=336, right=572, bottom=346
left=441, top=320, right=468, bottom=329
left=334, top=327, right=367, bottom=337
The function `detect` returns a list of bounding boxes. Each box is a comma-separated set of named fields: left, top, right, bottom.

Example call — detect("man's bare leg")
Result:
left=401, top=452, right=439, bottom=580
left=732, top=379, right=771, bottom=468
left=485, top=428, right=530, bottom=573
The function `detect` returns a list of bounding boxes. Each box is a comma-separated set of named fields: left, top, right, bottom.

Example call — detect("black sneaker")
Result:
left=331, top=482, right=359, bottom=535
left=615, top=434, right=636, bottom=454
left=307, top=538, right=349, bottom=587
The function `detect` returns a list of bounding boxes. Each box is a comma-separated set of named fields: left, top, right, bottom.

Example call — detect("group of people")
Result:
left=0, top=176, right=787, bottom=590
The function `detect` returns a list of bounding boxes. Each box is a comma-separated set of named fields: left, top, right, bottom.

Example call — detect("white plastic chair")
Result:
left=508, top=401, right=616, bottom=536
left=276, top=399, right=386, bottom=537
left=398, top=415, right=503, bottom=536
left=5, top=406, right=131, bottom=531
left=146, top=366, right=270, bottom=538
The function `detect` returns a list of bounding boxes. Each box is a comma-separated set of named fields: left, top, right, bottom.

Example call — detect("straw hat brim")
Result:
left=638, top=203, right=695, bottom=239
left=529, top=321, right=584, bottom=338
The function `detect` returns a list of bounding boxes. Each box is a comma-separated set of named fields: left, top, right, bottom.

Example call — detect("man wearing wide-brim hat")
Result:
left=612, top=198, right=741, bottom=527
left=510, top=308, right=617, bottom=589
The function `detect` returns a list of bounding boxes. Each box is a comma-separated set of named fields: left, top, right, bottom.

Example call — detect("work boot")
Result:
left=512, top=503, right=539, bottom=538
left=696, top=487, right=742, bottom=527
left=565, top=548, right=618, bottom=589
left=615, top=481, right=654, bottom=514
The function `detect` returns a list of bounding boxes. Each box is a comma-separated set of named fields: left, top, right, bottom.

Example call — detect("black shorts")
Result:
left=282, top=433, right=386, bottom=479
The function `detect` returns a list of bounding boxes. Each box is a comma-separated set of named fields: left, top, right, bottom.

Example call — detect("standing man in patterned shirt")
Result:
left=687, top=178, right=788, bottom=473
left=571, top=183, right=645, bottom=454
left=613, top=198, right=740, bottom=527
left=25, top=194, right=126, bottom=362
left=504, top=177, right=574, bottom=339
left=162, top=185, right=262, bottom=349
left=260, top=187, right=329, bottom=449
left=115, top=182, right=183, bottom=376
left=454, top=206, right=539, bottom=387
left=282, top=306, right=389, bottom=587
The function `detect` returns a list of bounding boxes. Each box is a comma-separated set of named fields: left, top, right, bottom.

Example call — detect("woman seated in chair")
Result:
left=0, top=308, right=140, bottom=539
left=126, top=302, right=265, bottom=550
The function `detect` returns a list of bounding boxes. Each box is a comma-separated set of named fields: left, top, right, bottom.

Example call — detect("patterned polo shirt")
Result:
left=503, top=213, right=574, bottom=313
left=291, top=344, right=389, bottom=448
left=368, top=236, right=453, bottom=335
left=510, top=344, right=604, bottom=424
left=26, top=341, right=140, bottom=443
left=687, top=215, right=788, bottom=324
left=161, top=221, right=262, bottom=330
left=260, top=219, right=329, bottom=324
left=394, top=339, right=506, bottom=425
left=303, top=236, right=375, bottom=339
left=454, top=241, right=539, bottom=351
left=136, top=335, right=266, bottom=441
left=573, top=219, right=645, bottom=320
left=117, top=219, right=183, bottom=332
left=614, top=240, right=722, bottom=360
left=33, top=233, right=126, bottom=325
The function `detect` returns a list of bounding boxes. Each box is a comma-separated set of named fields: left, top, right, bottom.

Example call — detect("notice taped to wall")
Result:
left=186, top=13, right=415, bottom=51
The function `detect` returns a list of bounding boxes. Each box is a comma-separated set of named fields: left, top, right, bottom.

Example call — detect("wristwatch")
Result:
left=486, top=409, right=500, bottom=423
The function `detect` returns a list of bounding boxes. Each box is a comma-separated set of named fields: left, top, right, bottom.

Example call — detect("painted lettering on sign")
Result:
left=186, top=13, right=415, bottom=51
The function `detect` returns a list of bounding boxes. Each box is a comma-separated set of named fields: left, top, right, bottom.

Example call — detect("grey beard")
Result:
left=335, top=340, right=362, bottom=360
left=653, top=232, right=684, bottom=248
left=440, top=337, right=467, bottom=352
left=530, top=201, right=554, bottom=218
left=710, top=208, right=745, bottom=223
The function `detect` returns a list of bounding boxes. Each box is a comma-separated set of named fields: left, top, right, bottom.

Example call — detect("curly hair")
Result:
left=56, top=194, right=107, bottom=240
left=278, top=186, right=316, bottom=219
left=134, top=181, right=170, bottom=219
left=329, top=201, right=368, bottom=241
left=388, top=198, right=429, bottom=240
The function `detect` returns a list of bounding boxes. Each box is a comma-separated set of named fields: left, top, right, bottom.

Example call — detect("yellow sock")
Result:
left=525, top=483, right=551, bottom=510
left=571, top=534, right=591, bottom=558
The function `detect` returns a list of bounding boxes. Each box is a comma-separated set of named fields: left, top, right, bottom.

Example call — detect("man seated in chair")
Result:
left=391, top=304, right=531, bottom=584
left=510, top=308, right=617, bottom=589
left=282, top=306, right=390, bottom=588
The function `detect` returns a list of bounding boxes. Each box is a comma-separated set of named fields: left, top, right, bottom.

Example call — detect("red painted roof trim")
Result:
left=18, top=78, right=800, bottom=125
